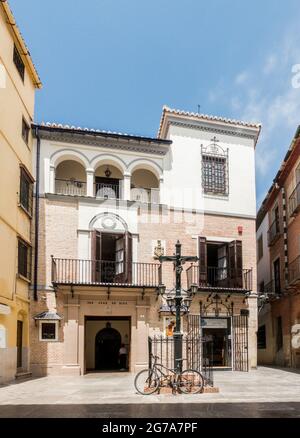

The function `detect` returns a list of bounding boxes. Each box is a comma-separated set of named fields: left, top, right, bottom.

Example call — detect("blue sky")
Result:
left=9, top=0, right=300, bottom=207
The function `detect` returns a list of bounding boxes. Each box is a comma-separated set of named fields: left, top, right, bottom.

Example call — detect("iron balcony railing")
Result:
left=95, top=182, right=120, bottom=199
left=55, top=178, right=86, bottom=196
left=267, top=218, right=281, bottom=246
left=258, top=279, right=280, bottom=297
left=288, top=255, right=300, bottom=285
left=130, top=188, right=160, bottom=204
left=186, top=265, right=252, bottom=292
left=289, top=182, right=300, bottom=217
left=52, top=257, right=162, bottom=287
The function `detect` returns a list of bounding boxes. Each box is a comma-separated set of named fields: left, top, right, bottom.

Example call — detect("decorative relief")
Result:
left=153, top=240, right=165, bottom=259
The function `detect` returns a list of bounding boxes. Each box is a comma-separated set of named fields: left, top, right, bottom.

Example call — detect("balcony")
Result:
left=95, top=182, right=120, bottom=199
left=186, top=265, right=252, bottom=292
left=258, top=279, right=280, bottom=298
left=55, top=178, right=86, bottom=196
left=267, top=218, right=281, bottom=246
left=288, top=255, right=300, bottom=285
left=289, top=182, right=300, bottom=217
left=52, top=257, right=162, bottom=288
left=130, top=187, right=160, bottom=204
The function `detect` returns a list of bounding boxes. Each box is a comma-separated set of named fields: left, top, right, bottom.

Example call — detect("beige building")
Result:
left=257, top=127, right=300, bottom=368
left=30, top=108, right=260, bottom=376
left=0, top=1, right=41, bottom=383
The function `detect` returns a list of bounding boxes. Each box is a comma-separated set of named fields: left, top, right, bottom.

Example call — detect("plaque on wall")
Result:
left=201, top=318, right=229, bottom=329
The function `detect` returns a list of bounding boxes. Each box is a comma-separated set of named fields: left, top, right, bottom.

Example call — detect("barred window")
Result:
left=18, top=238, right=31, bottom=280
left=202, top=153, right=228, bottom=195
left=40, top=322, right=57, bottom=341
left=22, top=117, right=30, bottom=144
left=20, top=167, right=33, bottom=215
left=13, top=45, right=25, bottom=81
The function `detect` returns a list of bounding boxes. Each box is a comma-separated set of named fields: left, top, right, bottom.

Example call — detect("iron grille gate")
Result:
left=232, top=315, right=249, bottom=372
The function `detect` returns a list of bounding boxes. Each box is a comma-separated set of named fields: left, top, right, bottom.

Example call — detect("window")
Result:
left=259, top=281, right=265, bottom=293
left=257, top=325, right=266, bottom=349
left=202, top=154, right=228, bottom=195
left=276, top=316, right=283, bottom=351
left=20, top=167, right=33, bottom=215
left=18, top=238, right=31, bottom=280
left=22, top=117, right=30, bottom=144
left=39, top=322, right=58, bottom=341
left=257, top=235, right=263, bottom=261
left=13, top=44, right=25, bottom=81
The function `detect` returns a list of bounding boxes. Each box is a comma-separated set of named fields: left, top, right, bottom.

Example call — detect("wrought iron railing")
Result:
left=51, top=257, right=162, bottom=287
left=148, top=335, right=214, bottom=387
left=289, top=182, right=300, bottom=217
left=95, top=182, right=120, bottom=199
left=288, top=255, right=300, bottom=284
left=186, top=265, right=252, bottom=291
left=258, top=279, right=280, bottom=297
left=130, top=188, right=160, bottom=204
left=267, top=218, right=281, bottom=246
left=55, top=178, right=86, bottom=196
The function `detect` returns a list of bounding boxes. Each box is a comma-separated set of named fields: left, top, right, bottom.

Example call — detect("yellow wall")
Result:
left=0, top=4, right=37, bottom=382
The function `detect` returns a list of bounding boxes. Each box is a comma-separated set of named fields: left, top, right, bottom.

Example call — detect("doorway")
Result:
left=201, top=317, right=232, bottom=368
left=85, top=316, right=131, bottom=372
left=16, top=320, right=23, bottom=369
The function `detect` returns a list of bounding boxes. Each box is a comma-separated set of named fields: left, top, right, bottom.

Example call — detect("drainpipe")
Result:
left=33, top=126, right=41, bottom=301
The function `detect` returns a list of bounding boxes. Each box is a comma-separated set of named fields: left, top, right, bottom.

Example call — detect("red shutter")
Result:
left=228, top=240, right=243, bottom=288
left=198, top=237, right=207, bottom=286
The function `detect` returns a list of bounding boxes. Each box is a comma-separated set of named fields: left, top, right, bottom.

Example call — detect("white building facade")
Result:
left=30, top=107, right=260, bottom=376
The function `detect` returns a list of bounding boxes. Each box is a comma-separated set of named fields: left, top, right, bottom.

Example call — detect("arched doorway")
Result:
left=95, top=322, right=121, bottom=370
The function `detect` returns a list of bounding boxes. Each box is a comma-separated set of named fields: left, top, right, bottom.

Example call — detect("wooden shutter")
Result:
left=228, top=240, right=243, bottom=288
left=198, top=237, right=207, bottom=286
left=91, top=230, right=101, bottom=282
left=125, top=231, right=133, bottom=284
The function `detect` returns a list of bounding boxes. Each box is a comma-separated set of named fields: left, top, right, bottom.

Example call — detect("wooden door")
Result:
left=198, top=237, right=207, bottom=286
left=16, top=320, right=23, bottom=369
left=228, top=240, right=243, bottom=288
left=91, top=230, right=101, bottom=282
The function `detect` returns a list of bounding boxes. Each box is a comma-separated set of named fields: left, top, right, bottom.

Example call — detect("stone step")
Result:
left=15, top=371, right=32, bottom=380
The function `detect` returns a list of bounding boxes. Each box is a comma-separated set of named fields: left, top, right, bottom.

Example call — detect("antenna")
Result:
left=197, top=104, right=201, bottom=114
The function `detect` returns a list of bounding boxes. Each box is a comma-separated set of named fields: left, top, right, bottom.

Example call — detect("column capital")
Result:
left=86, top=168, right=95, bottom=174
left=124, top=172, right=131, bottom=178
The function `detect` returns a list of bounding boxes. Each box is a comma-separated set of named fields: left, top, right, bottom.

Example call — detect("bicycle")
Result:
left=134, top=354, right=204, bottom=395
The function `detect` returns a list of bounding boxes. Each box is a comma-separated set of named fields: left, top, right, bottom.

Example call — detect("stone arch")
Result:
left=89, top=212, right=128, bottom=233
left=50, top=148, right=90, bottom=169
left=127, top=158, right=163, bottom=180
left=91, top=154, right=127, bottom=175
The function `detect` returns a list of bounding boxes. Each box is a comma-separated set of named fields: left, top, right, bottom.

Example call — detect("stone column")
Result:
left=133, top=302, right=150, bottom=372
left=63, top=298, right=81, bottom=375
left=49, top=165, right=55, bottom=194
left=123, top=173, right=131, bottom=201
left=86, top=168, right=95, bottom=197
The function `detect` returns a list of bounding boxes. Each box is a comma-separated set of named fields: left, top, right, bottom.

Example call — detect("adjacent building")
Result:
left=257, top=126, right=300, bottom=368
left=0, top=0, right=41, bottom=383
left=30, top=107, right=260, bottom=376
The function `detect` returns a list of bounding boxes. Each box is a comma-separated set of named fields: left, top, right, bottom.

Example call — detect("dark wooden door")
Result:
left=228, top=240, right=243, bottom=288
left=198, top=237, right=207, bottom=286
left=16, top=320, right=23, bottom=369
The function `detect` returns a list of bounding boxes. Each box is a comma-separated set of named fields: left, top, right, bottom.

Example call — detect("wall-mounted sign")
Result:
left=0, top=304, right=11, bottom=315
left=0, top=325, right=6, bottom=348
left=201, top=318, right=229, bottom=329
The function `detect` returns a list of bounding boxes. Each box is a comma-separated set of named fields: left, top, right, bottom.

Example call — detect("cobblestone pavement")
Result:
left=0, top=367, right=300, bottom=417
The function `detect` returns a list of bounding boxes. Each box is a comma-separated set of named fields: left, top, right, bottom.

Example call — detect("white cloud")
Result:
left=235, top=71, right=248, bottom=85
left=263, top=55, right=277, bottom=75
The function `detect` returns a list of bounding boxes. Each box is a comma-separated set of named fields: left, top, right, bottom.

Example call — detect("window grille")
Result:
left=13, top=45, right=25, bottom=81
left=201, top=142, right=229, bottom=195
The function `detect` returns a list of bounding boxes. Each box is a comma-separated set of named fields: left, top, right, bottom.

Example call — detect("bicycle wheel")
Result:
left=179, top=369, right=204, bottom=394
left=134, top=369, right=160, bottom=395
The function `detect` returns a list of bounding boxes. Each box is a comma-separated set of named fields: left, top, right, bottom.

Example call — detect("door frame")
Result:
left=84, top=315, right=131, bottom=374
left=200, top=316, right=232, bottom=369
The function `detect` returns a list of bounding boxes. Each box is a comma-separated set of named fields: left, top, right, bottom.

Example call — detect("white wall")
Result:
left=161, top=124, right=256, bottom=217
left=257, top=213, right=271, bottom=288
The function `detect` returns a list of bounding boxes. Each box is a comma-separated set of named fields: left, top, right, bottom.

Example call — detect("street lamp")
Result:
left=159, top=240, right=198, bottom=371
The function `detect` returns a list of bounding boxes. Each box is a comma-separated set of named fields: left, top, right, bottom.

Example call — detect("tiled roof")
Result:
left=158, top=105, right=261, bottom=138
left=1, top=0, right=41, bottom=88
left=34, top=311, right=62, bottom=320
left=36, top=122, right=171, bottom=144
